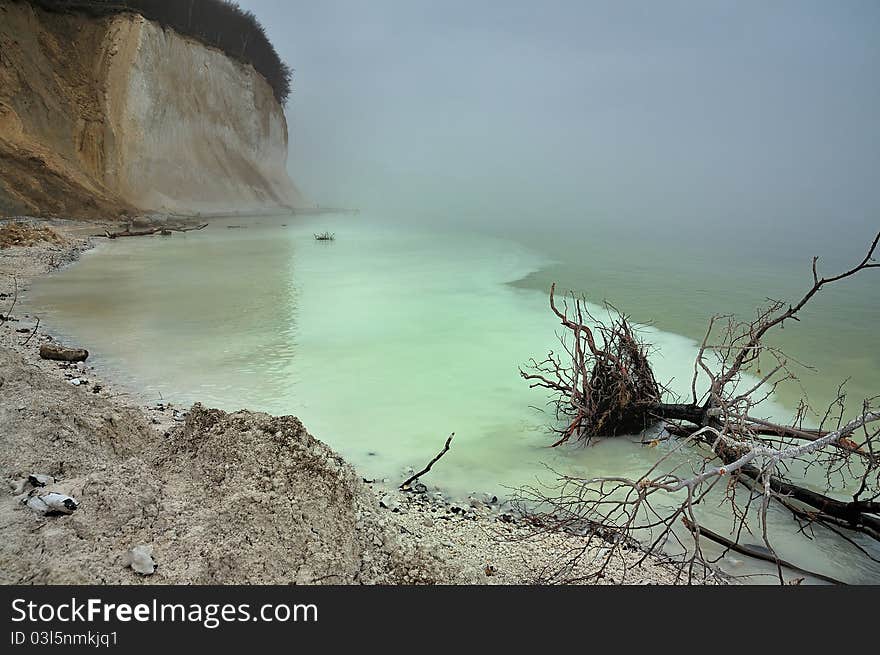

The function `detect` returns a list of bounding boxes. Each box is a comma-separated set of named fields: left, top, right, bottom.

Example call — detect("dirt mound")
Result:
left=0, top=347, right=468, bottom=584
left=0, top=221, right=65, bottom=249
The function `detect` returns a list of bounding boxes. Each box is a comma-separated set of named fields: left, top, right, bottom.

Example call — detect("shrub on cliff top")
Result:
left=24, top=0, right=292, bottom=105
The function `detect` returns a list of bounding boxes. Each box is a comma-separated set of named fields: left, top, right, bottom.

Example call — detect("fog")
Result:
left=238, top=0, right=879, bottom=249
left=18, top=1, right=880, bottom=583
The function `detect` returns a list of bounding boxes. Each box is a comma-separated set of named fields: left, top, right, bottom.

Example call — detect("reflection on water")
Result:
left=24, top=214, right=880, bottom=583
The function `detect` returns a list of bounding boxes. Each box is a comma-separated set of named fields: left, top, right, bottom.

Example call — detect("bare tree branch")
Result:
left=518, top=230, right=880, bottom=584
left=400, top=433, right=454, bottom=490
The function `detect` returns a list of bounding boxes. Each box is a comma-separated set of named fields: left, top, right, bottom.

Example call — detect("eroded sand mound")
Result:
left=0, top=347, right=467, bottom=584
left=0, top=222, right=65, bottom=249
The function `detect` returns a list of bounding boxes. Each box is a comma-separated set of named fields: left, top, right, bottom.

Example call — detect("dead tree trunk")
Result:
left=647, top=402, right=707, bottom=425
left=95, top=223, right=208, bottom=239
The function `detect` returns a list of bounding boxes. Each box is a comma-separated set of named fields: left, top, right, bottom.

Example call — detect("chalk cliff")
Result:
left=0, top=1, right=305, bottom=218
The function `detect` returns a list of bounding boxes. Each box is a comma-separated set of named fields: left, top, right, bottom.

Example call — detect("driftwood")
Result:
left=39, top=343, right=89, bottom=362
left=96, top=223, right=208, bottom=239
left=400, top=433, right=454, bottom=489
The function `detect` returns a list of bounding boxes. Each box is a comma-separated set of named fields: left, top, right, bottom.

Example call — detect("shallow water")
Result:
left=24, top=213, right=880, bottom=583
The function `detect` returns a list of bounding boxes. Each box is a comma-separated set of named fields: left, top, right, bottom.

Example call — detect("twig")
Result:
left=400, top=433, right=454, bottom=489
left=20, top=316, right=39, bottom=347
left=1, top=273, right=18, bottom=321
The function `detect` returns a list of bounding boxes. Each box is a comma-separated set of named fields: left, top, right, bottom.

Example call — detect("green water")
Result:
left=24, top=213, right=880, bottom=583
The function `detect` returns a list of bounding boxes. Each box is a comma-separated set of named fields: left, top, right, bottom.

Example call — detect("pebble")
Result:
left=9, top=478, right=28, bottom=494
left=25, top=491, right=78, bottom=515
left=383, top=481, right=713, bottom=586
left=28, top=473, right=55, bottom=487
left=126, top=545, right=157, bottom=576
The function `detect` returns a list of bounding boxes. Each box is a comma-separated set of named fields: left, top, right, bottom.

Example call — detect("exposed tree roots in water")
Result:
left=521, top=285, right=662, bottom=443
left=520, top=231, right=880, bottom=584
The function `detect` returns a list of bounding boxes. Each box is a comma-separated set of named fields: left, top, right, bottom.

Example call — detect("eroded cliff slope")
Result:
left=0, top=1, right=305, bottom=218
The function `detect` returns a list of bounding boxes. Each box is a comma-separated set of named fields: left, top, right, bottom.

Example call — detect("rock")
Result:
left=126, top=545, right=156, bottom=576
left=379, top=494, right=400, bottom=512
left=69, top=378, right=83, bottom=386
left=39, top=343, right=89, bottom=362
left=9, top=478, right=28, bottom=494
left=24, top=491, right=78, bottom=515
left=27, top=473, right=55, bottom=487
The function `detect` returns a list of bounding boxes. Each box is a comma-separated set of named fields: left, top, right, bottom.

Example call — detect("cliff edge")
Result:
left=0, top=0, right=306, bottom=218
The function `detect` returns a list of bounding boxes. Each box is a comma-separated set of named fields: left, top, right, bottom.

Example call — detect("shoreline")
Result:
left=0, top=218, right=718, bottom=585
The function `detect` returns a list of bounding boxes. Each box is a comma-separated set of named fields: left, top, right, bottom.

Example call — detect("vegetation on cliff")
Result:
left=23, top=0, right=292, bottom=104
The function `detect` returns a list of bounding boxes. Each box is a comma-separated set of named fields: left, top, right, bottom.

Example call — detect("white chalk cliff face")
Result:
left=102, top=15, right=305, bottom=213
left=0, top=2, right=305, bottom=217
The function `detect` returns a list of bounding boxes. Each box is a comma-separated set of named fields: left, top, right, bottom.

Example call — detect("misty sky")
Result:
left=238, top=0, right=879, bottom=238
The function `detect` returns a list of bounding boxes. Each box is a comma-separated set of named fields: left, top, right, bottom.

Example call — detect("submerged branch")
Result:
left=681, top=517, right=846, bottom=585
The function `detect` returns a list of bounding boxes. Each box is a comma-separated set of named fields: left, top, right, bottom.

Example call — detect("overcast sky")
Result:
left=238, top=0, right=879, bottom=236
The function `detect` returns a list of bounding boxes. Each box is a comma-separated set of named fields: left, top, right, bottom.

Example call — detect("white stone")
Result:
left=126, top=545, right=156, bottom=575
left=25, top=492, right=78, bottom=515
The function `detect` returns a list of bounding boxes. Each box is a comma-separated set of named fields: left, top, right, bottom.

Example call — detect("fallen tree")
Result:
left=94, top=223, right=208, bottom=239
left=519, top=231, right=880, bottom=584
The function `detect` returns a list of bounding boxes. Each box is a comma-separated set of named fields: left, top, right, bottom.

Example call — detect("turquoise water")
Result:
left=24, top=213, right=880, bottom=583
